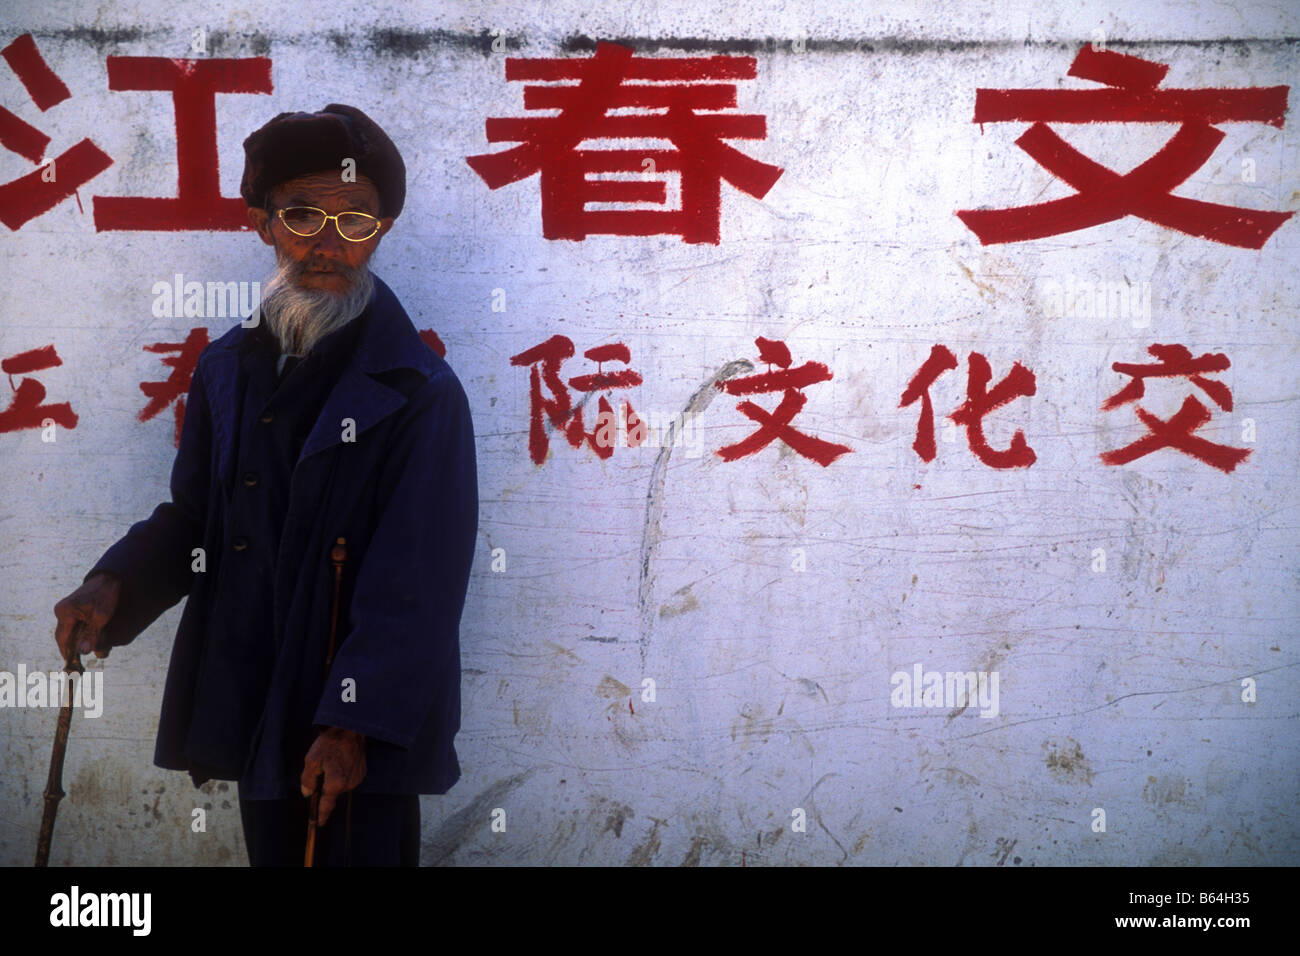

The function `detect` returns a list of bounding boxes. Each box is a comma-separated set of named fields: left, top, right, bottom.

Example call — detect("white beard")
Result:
left=256, top=253, right=375, bottom=357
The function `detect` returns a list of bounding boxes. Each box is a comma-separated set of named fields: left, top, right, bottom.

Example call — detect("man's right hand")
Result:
left=54, top=572, right=122, bottom=661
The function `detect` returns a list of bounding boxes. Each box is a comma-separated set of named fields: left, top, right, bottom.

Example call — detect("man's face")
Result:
left=247, top=171, right=394, bottom=295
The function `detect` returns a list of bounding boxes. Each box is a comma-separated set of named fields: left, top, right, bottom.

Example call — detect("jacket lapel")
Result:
left=298, top=364, right=408, bottom=460
left=297, top=275, right=437, bottom=461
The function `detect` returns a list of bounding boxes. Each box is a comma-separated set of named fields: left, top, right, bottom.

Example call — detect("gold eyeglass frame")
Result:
left=277, top=206, right=383, bottom=242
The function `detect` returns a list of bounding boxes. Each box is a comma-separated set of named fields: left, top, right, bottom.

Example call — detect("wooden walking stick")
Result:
left=35, top=621, right=86, bottom=867
left=305, top=537, right=348, bottom=868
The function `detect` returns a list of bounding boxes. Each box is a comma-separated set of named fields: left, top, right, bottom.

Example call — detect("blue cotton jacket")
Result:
left=90, top=275, right=478, bottom=798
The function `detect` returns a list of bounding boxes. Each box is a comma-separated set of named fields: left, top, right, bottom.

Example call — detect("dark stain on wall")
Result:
left=34, top=26, right=145, bottom=50
left=28, top=28, right=1299, bottom=59
left=559, top=34, right=1300, bottom=55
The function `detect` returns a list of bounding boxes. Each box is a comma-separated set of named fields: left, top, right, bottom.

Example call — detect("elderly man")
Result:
left=51, top=104, right=478, bottom=866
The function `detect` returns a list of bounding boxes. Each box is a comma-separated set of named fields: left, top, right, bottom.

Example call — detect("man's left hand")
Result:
left=301, top=727, right=367, bottom=826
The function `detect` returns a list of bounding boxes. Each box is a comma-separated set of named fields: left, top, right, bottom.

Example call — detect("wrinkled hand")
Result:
left=53, top=571, right=122, bottom=662
left=301, top=727, right=367, bottom=826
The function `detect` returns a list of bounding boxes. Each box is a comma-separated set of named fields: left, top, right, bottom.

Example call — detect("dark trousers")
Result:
left=239, top=792, right=421, bottom=867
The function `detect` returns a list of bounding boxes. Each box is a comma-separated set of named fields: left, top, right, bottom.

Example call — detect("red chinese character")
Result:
left=1100, top=344, right=1250, bottom=472
left=714, top=337, right=850, bottom=466
left=900, top=348, right=1037, bottom=469
left=899, top=344, right=958, bottom=462
left=0, top=34, right=113, bottom=230
left=0, top=344, right=77, bottom=433
left=138, top=328, right=209, bottom=447
left=951, top=352, right=1038, bottom=469
left=957, top=44, right=1292, bottom=248
left=510, top=334, right=643, bottom=464
left=467, top=41, right=783, bottom=243
left=93, top=57, right=272, bottom=231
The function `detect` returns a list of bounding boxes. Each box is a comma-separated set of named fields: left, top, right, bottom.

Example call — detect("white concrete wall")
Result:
left=1, top=0, right=1296, bottom=866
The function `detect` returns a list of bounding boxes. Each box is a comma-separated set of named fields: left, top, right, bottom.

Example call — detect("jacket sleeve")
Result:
left=313, top=367, right=478, bottom=747
left=89, top=358, right=212, bottom=647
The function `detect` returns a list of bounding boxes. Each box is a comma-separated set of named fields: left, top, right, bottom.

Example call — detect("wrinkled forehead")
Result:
left=268, top=171, right=380, bottom=212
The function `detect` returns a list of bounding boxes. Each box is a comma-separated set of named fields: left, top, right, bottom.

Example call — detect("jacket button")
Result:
left=258, top=410, right=274, bottom=424
left=242, top=471, right=259, bottom=488
left=232, top=537, right=249, bottom=552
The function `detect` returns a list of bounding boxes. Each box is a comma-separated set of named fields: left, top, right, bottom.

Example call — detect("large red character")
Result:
left=0, top=35, right=271, bottom=232
left=1100, top=343, right=1250, bottom=473
left=510, top=334, right=644, bottom=464
left=900, top=347, right=1037, bottom=468
left=467, top=41, right=783, bottom=243
left=0, top=34, right=112, bottom=230
left=714, top=337, right=851, bottom=467
left=93, top=56, right=272, bottom=231
left=138, top=328, right=210, bottom=447
left=958, top=43, right=1292, bottom=248
left=0, top=344, right=77, bottom=433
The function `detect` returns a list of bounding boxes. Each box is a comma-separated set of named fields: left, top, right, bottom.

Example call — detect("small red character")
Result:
left=714, top=337, right=850, bottom=467
left=0, top=34, right=113, bottom=231
left=958, top=43, right=1292, bottom=248
left=1100, top=344, right=1250, bottom=473
left=138, top=328, right=210, bottom=447
left=900, top=347, right=1037, bottom=468
left=0, top=344, right=77, bottom=433
left=467, top=41, right=783, bottom=243
left=510, top=334, right=643, bottom=464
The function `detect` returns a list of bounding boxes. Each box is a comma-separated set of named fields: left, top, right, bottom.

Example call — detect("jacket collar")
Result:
left=208, top=272, right=439, bottom=462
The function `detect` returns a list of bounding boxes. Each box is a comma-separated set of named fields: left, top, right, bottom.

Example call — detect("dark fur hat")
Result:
left=240, top=104, right=405, bottom=217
